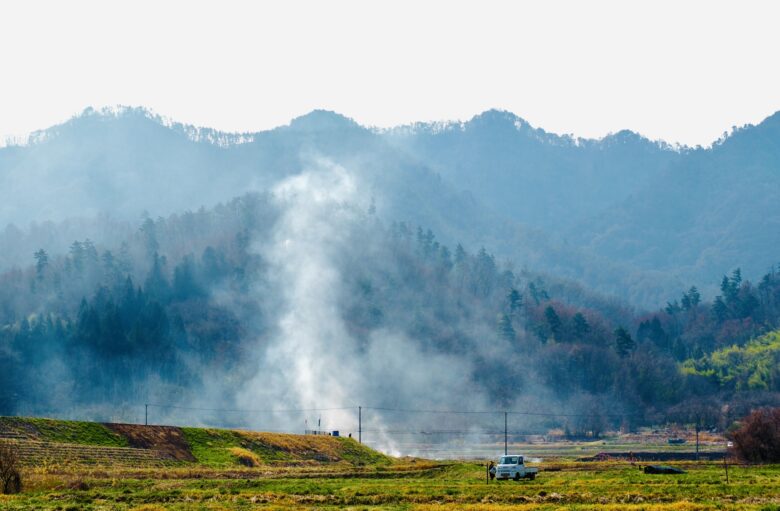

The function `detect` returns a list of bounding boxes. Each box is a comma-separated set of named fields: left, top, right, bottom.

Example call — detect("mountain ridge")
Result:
left=15, top=104, right=778, bottom=151
left=3, top=105, right=780, bottom=307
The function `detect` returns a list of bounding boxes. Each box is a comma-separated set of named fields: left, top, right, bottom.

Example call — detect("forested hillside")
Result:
left=683, top=330, right=780, bottom=392
left=388, top=110, right=780, bottom=302
left=3, top=107, right=780, bottom=306
left=384, top=109, right=682, bottom=232
left=2, top=107, right=780, bottom=437
left=1, top=192, right=779, bottom=433
left=571, top=111, right=780, bottom=280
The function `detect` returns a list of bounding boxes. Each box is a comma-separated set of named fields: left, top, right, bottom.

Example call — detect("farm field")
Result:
left=1, top=417, right=778, bottom=510
left=3, top=460, right=779, bottom=510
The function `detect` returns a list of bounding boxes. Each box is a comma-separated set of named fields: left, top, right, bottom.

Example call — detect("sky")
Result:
left=1, top=0, right=779, bottom=146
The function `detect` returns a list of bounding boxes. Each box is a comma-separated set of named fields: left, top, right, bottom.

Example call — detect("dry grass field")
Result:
left=1, top=417, right=778, bottom=510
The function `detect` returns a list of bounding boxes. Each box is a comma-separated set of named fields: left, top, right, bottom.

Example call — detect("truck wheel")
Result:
left=513, top=472, right=521, bottom=481
left=527, top=473, right=536, bottom=480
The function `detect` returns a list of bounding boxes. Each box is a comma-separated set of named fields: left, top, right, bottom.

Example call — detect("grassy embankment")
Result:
left=0, top=416, right=387, bottom=468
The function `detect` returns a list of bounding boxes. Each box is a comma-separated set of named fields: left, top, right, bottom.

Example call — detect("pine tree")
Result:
left=140, top=217, right=159, bottom=257
left=572, top=312, right=590, bottom=340
left=614, top=326, right=636, bottom=358
left=507, top=288, right=522, bottom=315
left=173, top=256, right=203, bottom=300
left=498, top=314, right=516, bottom=342
left=454, top=244, right=467, bottom=265
left=544, top=305, right=562, bottom=340
left=69, top=241, right=85, bottom=273
left=712, top=296, right=728, bottom=323
left=649, top=317, right=669, bottom=350
left=144, top=253, right=171, bottom=302
left=665, top=300, right=682, bottom=315
left=687, top=286, right=701, bottom=307
left=681, top=292, right=691, bottom=311
left=33, top=249, right=48, bottom=281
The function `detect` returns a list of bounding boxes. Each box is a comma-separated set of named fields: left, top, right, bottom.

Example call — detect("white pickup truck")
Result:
left=492, top=454, right=538, bottom=480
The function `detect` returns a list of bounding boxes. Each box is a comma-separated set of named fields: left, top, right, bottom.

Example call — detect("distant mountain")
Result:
left=381, top=110, right=780, bottom=300
left=0, top=107, right=234, bottom=225
left=569, top=111, right=780, bottom=280
left=2, top=106, right=779, bottom=307
left=383, top=109, right=683, bottom=232
left=0, top=107, right=508, bottom=291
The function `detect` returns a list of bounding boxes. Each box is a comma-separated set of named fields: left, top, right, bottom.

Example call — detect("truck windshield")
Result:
left=499, top=456, right=519, bottom=464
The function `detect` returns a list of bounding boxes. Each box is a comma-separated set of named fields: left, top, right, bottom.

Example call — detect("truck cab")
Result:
left=493, top=454, right=538, bottom=480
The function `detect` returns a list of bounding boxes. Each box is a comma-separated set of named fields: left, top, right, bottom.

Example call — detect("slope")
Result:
left=573, top=111, right=780, bottom=283
left=383, top=109, right=682, bottom=233
left=0, top=107, right=681, bottom=305
left=0, top=416, right=389, bottom=467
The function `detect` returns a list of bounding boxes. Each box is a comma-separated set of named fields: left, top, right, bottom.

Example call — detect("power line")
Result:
left=362, top=405, right=636, bottom=418
left=363, top=406, right=497, bottom=415
left=145, top=403, right=357, bottom=414
left=359, top=429, right=551, bottom=435
left=143, top=402, right=639, bottom=422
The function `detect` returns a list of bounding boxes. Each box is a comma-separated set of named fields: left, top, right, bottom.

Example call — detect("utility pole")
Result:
left=695, top=422, right=700, bottom=461
left=504, top=411, right=508, bottom=455
left=358, top=406, right=362, bottom=444
left=145, top=404, right=148, bottom=426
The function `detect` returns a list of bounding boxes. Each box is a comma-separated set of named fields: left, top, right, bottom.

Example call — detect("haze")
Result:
left=2, top=0, right=780, bottom=146
left=2, top=0, right=780, bottom=458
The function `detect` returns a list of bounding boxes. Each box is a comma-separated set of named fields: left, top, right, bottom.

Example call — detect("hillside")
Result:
left=388, top=110, right=780, bottom=300
left=0, top=416, right=389, bottom=468
left=384, top=109, right=681, bottom=233
left=2, top=109, right=780, bottom=448
left=571, top=111, right=780, bottom=281
left=3, top=190, right=780, bottom=442
left=682, top=330, right=780, bottom=392
left=4, top=107, right=780, bottom=305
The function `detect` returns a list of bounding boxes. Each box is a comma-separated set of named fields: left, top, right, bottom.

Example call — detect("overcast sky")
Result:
left=1, top=0, right=779, bottom=146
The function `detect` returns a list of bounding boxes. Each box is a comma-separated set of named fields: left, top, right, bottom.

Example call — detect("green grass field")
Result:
left=1, top=417, right=778, bottom=510
left=3, top=460, right=779, bottom=510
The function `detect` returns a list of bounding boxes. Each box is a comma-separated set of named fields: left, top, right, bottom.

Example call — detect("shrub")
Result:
left=228, top=447, right=261, bottom=467
left=0, top=440, right=22, bottom=494
left=730, top=407, right=780, bottom=463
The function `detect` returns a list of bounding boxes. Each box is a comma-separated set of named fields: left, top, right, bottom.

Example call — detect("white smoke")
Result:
left=239, top=159, right=496, bottom=455
left=240, top=161, right=361, bottom=431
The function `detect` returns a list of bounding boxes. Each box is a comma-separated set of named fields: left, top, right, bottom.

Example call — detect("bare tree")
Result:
left=0, top=441, right=22, bottom=494
left=730, top=408, right=780, bottom=463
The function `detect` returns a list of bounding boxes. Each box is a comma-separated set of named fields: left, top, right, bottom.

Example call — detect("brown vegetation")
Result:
left=104, top=423, right=195, bottom=461
left=228, top=447, right=262, bottom=467
left=730, top=407, right=780, bottom=463
left=0, top=440, right=22, bottom=494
